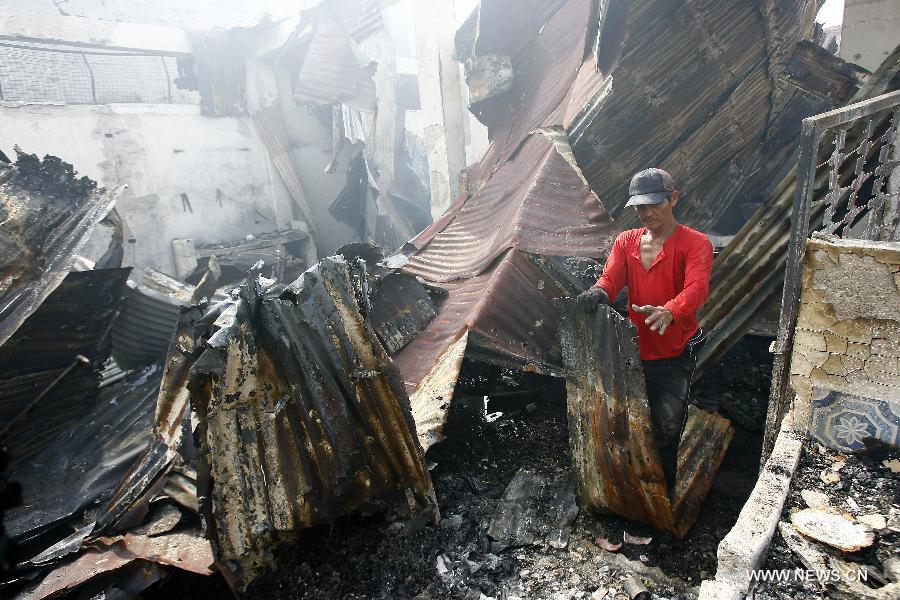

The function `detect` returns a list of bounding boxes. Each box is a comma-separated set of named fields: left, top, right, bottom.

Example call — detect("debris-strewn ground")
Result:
left=146, top=336, right=772, bottom=599
left=755, top=441, right=900, bottom=600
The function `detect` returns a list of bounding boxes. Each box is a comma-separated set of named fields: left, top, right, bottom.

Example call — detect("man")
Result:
left=577, top=168, right=713, bottom=493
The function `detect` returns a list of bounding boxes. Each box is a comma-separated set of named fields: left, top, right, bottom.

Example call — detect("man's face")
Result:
left=634, top=192, right=678, bottom=229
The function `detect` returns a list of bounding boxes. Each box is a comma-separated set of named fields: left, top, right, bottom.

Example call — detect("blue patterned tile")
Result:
left=810, top=387, right=900, bottom=452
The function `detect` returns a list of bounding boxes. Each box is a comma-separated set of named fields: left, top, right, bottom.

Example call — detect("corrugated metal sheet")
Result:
left=0, top=151, right=122, bottom=347
left=327, top=0, right=385, bottom=43
left=400, top=0, right=867, bottom=408
left=294, top=22, right=377, bottom=110
left=0, top=268, right=130, bottom=464
left=112, top=279, right=183, bottom=371
left=404, top=133, right=617, bottom=283
left=568, top=0, right=822, bottom=233
left=697, top=44, right=900, bottom=373
left=370, top=272, right=436, bottom=354
left=557, top=302, right=733, bottom=538
left=163, top=257, right=437, bottom=592
left=396, top=249, right=597, bottom=448
left=5, top=365, right=162, bottom=546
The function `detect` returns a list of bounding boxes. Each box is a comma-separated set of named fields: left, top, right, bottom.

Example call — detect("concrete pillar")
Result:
left=413, top=0, right=468, bottom=220
left=840, top=0, right=900, bottom=72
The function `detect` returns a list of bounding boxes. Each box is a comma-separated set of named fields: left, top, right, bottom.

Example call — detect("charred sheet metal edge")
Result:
left=0, top=186, right=123, bottom=347
left=187, top=257, right=436, bottom=592
left=556, top=301, right=733, bottom=538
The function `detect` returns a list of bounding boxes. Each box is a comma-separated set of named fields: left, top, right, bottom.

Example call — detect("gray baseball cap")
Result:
left=625, top=168, right=675, bottom=207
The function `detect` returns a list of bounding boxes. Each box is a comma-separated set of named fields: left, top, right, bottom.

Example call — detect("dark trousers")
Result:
left=642, top=349, right=697, bottom=493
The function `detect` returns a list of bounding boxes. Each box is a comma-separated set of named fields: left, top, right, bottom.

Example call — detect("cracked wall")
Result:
left=790, top=235, right=900, bottom=452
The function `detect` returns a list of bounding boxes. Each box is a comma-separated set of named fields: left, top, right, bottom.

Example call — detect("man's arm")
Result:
left=663, top=235, right=714, bottom=322
left=593, top=234, right=628, bottom=300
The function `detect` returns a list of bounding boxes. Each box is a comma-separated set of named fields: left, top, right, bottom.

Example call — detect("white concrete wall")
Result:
left=0, top=103, right=295, bottom=279
left=840, top=0, right=900, bottom=71
left=0, top=0, right=314, bottom=31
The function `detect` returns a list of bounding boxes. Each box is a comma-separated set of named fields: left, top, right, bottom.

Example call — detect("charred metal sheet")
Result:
left=698, top=44, right=900, bottom=375
left=0, top=268, right=130, bottom=463
left=783, top=41, right=869, bottom=104
left=556, top=302, right=733, bottom=538
left=175, top=257, right=436, bottom=592
left=371, top=273, right=436, bottom=354
left=6, top=365, right=162, bottom=547
left=397, top=250, right=591, bottom=447
left=568, top=0, right=824, bottom=232
left=0, top=150, right=121, bottom=347
left=190, top=30, right=248, bottom=117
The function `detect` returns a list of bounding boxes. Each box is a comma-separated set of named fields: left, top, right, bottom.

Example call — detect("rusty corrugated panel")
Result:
left=167, top=257, right=437, bottom=592
left=0, top=151, right=122, bottom=347
left=0, top=268, right=130, bottom=464
left=404, top=134, right=617, bottom=283
left=396, top=249, right=594, bottom=448
left=557, top=302, right=733, bottom=538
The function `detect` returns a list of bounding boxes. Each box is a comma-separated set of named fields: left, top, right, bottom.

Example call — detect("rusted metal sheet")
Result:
left=396, top=250, right=596, bottom=448
left=403, top=106, right=617, bottom=284
left=0, top=150, right=122, bottom=347
left=557, top=302, right=733, bottom=538
left=168, top=257, right=437, bottom=592
left=0, top=268, right=130, bottom=464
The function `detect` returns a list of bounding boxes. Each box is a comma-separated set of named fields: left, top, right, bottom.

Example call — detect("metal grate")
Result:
left=816, top=110, right=900, bottom=241
left=0, top=41, right=199, bottom=105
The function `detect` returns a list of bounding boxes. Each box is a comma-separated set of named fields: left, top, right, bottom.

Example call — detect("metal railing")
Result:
left=763, top=89, right=900, bottom=460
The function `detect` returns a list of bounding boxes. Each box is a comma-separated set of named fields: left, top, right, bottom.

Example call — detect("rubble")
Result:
left=790, top=509, right=875, bottom=552
left=756, top=442, right=900, bottom=599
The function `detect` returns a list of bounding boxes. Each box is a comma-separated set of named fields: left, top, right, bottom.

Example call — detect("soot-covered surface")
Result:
left=146, top=336, right=772, bottom=599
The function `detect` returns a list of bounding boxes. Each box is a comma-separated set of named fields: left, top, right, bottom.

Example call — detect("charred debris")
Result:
left=1, top=0, right=899, bottom=598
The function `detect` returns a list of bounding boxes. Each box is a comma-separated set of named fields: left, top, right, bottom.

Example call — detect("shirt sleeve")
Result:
left=664, top=234, right=713, bottom=321
left=594, top=233, right=628, bottom=299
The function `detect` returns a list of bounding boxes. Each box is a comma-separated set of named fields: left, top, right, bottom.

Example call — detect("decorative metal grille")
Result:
left=815, top=107, right=900, bottom=241
left=0, top=41, right=199, bottom=105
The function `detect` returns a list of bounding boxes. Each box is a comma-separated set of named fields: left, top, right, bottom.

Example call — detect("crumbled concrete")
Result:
left=789, top=236, right=900, bottom=425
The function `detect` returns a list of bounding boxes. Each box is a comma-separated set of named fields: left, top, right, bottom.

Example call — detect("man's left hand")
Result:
left=632, top=304, right=674, bottom=335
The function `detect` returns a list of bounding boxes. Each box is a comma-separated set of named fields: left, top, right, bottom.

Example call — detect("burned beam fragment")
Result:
left=557, top=302, right=733, bottom=538
left=185, top=257, right=437, bottom=592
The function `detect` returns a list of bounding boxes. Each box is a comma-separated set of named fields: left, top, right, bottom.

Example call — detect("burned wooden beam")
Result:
left=557, top=302, right=733, bottom=538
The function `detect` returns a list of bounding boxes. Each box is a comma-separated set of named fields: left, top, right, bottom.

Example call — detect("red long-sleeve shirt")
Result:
left=593, top=225, right=713, bottom=360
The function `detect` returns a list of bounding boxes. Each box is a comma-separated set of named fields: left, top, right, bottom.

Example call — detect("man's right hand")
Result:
left=576, top=287, right=608, bottom=311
